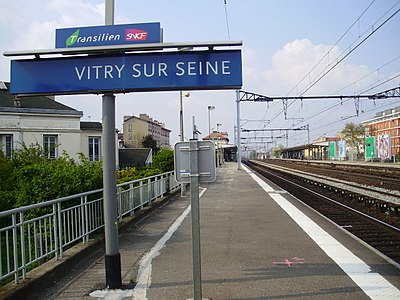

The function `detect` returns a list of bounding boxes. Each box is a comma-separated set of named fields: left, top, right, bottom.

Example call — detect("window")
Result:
left=43, top=135, right=58, bottom=159
left=89, top=136, right=101, bottom=161
left=128, top=124, right=132, bottom=132
left=0, top=134, right=13, bottom=158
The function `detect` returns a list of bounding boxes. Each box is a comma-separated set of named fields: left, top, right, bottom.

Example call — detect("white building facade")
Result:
left=0, top=82, right=119, bottom=166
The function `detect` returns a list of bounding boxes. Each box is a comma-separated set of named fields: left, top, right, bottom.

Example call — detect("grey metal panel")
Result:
left=174, top=140, right=216, bottom=183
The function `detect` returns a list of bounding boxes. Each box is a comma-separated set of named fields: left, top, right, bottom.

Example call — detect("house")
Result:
left=122, top=113, right=171, bottom=148
left=0, top=81, right=83, bottom=159
left=203, top=131, right=229, bottom=145
left=203, top=131, right=237, bottom=163
left=0, top=81, right=119, bottom=166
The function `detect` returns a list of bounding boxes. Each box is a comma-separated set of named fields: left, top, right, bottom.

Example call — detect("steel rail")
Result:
left=248, top=161, right=400, bottom=233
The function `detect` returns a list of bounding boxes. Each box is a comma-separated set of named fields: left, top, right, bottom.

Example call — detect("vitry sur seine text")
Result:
left=74, top=60, right=232, bottom=80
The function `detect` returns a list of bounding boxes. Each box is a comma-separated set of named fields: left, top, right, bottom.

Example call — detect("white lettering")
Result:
left=132, top=63, right=168, bottom=78
left=222, top=61, right=231, bottom=74
left=206, top=61, right=218, bottom=75
left=75, top=66, right=85, bottom=81
left=159, top=63, right=168, bottom=77
left=188, top=62, right=196, bottom=76
left=126, top=32, right=147, bottom=40
left=114, top=64, right=125, bottom=78
left=175, top=62, right=185, bottom=76
left=144, top=63, right=155, bottom=77
left=74, top=64, right=125, bottom=80
left=175, top=61, right=223, bottom=76
left=92, top=65, right=102, bottom=79
left=104, top=65, right=113, bottom=79
left=132, top=64, right=141, bottom=78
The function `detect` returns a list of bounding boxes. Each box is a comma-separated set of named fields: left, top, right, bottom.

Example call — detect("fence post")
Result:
left=53, top=204, right=59, bottom=259
left=140, top=180, right=144, bottom=209
left=117, top=186, right=122, bottom=222
left=57, top=202, right=63, bottom=258
left=12, top=214, right=19, bottom=283
left=19, top=212, right=26, bottom=280
left=129, top=183, right=135, bottom=216
left=148, top=178, right=152, bottom=205
left=82, top=195, right=89, bottom=243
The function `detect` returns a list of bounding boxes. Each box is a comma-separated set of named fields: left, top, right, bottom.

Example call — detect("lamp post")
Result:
left=208, top=105, right=215, bottom=136
left=180, top=91, right=190, bottom=196
left=180, top=91, right=190, bottom=142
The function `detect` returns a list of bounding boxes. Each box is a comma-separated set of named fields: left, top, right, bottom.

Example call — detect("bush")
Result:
left=0, top=144, right=169, bottom=211
left=0, top=145, right=103, bottom=210
left=116, top=166, right=164, bottom=184
left=152, top=148, right=174, bottom=172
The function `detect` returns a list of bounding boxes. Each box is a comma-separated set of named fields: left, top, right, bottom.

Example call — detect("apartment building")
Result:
left=362, top=106, right=400, bottom=158
left=122, top=113, right=171, bottom=148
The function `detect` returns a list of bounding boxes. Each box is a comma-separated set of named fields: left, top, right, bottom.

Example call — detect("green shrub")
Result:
left=152, top=148, right=174, bottom=172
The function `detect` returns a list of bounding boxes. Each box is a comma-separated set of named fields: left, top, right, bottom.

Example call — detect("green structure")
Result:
left=329, top=142, right=336, bottom=159
left=365, top=136, right=376, bottom=160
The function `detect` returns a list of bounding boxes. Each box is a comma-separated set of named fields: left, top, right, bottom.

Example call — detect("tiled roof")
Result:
left=0, top=82, right=82, bottom=115
left=80, top=121, right=103, bottom=131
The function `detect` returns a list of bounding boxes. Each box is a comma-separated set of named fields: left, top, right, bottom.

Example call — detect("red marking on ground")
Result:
left=273, top=257, right=304, bottom=267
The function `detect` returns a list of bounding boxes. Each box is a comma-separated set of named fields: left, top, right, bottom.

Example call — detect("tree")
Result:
left=141, top=134, right=159, bottom=154
left=341, top=122, right=365, bottom=157
left=152, top=148, right=174, bottom=172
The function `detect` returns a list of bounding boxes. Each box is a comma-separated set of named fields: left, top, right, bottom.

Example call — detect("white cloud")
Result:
left=251, top=39, right=375, bottom=96
left=0, top=0, right=109, bottom=81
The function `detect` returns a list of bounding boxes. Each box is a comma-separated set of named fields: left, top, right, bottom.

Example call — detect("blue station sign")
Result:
left=10, top=50, right=242, bottom=95
left=55, top=22, right=162, bottom=48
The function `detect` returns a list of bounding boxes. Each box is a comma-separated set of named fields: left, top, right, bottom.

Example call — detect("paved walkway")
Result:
left=30, top=162, right=400, bottom=299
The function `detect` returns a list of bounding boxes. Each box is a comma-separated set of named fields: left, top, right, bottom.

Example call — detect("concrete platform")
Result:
left=32, top=162, right=400, bottom=299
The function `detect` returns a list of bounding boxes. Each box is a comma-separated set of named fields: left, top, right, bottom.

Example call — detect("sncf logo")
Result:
left=125, top=29, right=148, bottom=41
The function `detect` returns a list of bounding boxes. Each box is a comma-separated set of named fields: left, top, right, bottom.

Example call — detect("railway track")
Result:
left=264, top=159, right=400, bottom=191
left=245, top=160, right=400, bottom=266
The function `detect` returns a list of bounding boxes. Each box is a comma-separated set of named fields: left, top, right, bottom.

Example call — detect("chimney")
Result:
left=13, top=96, right=21, bottom=107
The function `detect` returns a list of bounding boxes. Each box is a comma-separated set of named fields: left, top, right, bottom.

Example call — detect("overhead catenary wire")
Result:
left=243, top=2, right=400, bottom=150
left=273, top=1, right=400, bottom=125
left=298, top=4, right=400, bottom=96
left=285, top=0, right=377, bottom=97
left=266, top=2, right=400, bottom=133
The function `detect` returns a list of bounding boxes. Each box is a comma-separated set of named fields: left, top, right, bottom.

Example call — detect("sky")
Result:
left=1, top=0, right=400, bottom=150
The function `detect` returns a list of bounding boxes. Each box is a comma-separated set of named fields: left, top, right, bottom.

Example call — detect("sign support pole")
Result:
left=103, top=0, right=121, bottom=289
left=189, top=138, right=203, bottom=300
left=102, top=93, right=121, bottom=288
left=236, top=90, right=242, bottom=170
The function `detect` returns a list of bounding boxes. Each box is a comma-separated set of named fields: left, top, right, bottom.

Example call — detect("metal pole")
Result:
left=208, top=108, right=211, bottom=136
left=105, top=0, right=114, bottom=25
left=103, top=0, right=121, bottom=289
left=236, top=90, right=242, bottom=169
left=180, top=91, right=184, bottom=142
left=102, top=93, right=121, bottom=288
left=180, top=91, right=186, bottom=196
left=189, top=138, right=202, bottom=300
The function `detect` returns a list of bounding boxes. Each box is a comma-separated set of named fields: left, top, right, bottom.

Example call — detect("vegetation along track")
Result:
left=245, top=160, right=400, bottom=266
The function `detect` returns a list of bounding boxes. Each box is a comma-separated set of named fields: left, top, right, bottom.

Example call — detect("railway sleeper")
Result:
left=388, top=204, right=400, bottom=216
